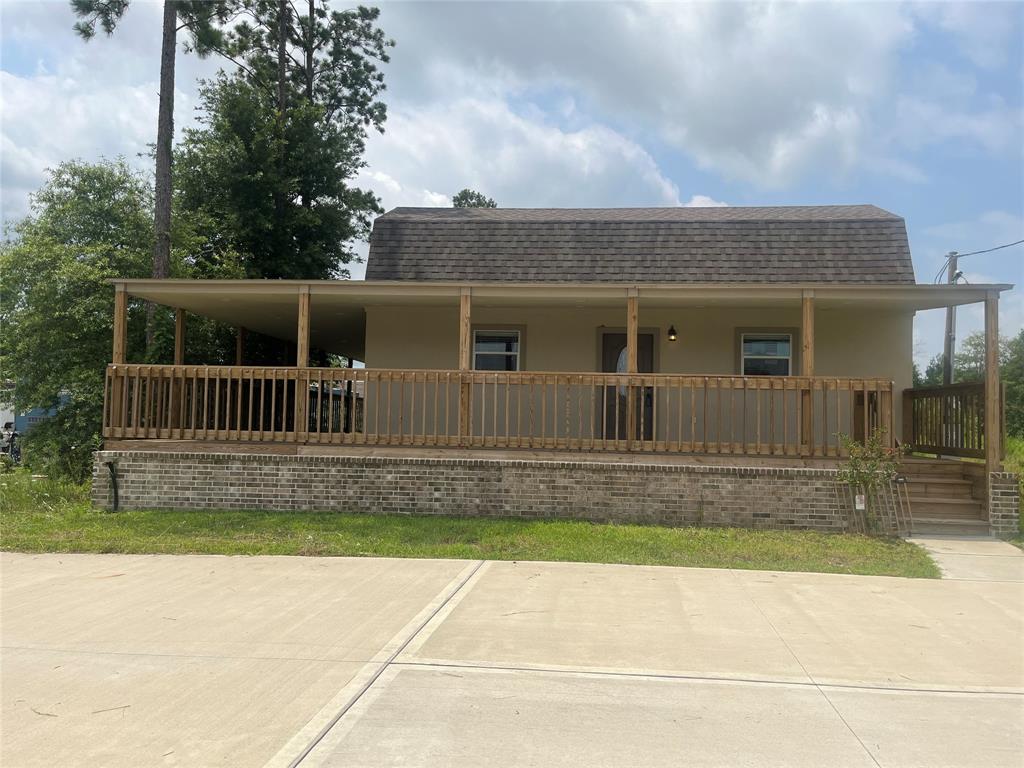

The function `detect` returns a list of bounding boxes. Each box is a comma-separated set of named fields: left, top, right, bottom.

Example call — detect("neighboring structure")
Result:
left=92, top=206, right=1018, bottom=535
left=0, top=382, right=62, bottom=433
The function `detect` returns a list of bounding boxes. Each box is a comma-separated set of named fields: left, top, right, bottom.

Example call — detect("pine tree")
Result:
left=70, top=0, right=235, bottom=345
left=176, top=1, right=392, bottom=280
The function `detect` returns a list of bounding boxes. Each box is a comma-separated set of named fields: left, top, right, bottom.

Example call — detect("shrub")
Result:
left=837, top=428, right=904, bottom=532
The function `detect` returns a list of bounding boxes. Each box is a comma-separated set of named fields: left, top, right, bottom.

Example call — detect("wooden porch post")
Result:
left=109, top=284, right=128, bottom=430
left=170, top=308, right=186, bottom=431
left=235, top=327, right=246, bottom=366
left=985, top=290, right=1001, bottom=475
left=458, top=287, right=472, bottom=443
left=112, top=284, right=128, bottom=365
left=800, top=290, right=814, bottom=452
left=295, top=287, right=311, bottom=439
left=174, top=308, right=186, bottom=365
left=296, top=288, right=310, bottom=367
left=625, top=287, right=639, bottom=448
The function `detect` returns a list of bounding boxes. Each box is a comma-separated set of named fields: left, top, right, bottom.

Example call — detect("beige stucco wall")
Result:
left=363, top=303, right=913, bottom=441
left=365, top=304, right=911, bottom=383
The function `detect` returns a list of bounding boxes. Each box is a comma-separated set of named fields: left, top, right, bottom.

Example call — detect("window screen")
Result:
left=741, top=334, right=792, bottom=376
left=473, top=330, right=520, bottom=371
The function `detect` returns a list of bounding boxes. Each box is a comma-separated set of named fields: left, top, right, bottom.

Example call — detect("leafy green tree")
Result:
left=0, top=160, right=152, bottom=479
left=950, top=331, right=1012, bottom=383
left=914, top=331, right=1022, bottom=438
left=0, top=160, right=243, bottom=479
left=1003, top=330, right=1024, bottom=437
left=176, top=1, right=392, bottom=281
left=71, top=0, right=235, bottom=345
left=452, top=189, right=497, bottom=208
left=914, top=354, right=944, bottom=387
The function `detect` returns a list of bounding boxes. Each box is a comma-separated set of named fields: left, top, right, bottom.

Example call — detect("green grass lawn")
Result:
left=0, top=470, right=939, bottom=578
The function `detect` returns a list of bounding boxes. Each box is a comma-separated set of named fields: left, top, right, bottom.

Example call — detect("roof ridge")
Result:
left=379, top=204, right=902, bottom=223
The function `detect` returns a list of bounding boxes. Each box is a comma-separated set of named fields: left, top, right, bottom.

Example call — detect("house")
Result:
left=0, top=382, right=63, bottom=433
left=92, top=205, right=1019, bottom=536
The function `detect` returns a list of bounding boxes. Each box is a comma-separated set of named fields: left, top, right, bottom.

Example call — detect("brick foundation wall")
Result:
left=92, top=450, right=863, bottom=531
left=988, top=472, right=1022, bottom=538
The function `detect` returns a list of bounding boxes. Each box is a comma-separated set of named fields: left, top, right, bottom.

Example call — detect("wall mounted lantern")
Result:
left=667, top=325, right=678, bottom=342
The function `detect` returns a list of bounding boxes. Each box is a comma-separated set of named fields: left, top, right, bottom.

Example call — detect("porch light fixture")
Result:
left=667, top=325, right=678, bottom=341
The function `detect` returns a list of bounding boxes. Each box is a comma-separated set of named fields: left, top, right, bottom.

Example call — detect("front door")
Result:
left=600, top=332, right=654, bottom=440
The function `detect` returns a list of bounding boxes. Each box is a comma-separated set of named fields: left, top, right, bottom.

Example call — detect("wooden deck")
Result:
left=102, top=439, right=859, bottom=468
left=103, top=365, right=895, bottom=460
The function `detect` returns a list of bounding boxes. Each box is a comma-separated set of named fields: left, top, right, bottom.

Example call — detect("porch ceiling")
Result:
left=114, top=279, right=1012, bottom=355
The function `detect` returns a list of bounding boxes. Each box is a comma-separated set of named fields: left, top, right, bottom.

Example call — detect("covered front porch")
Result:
left=102, top=279, right=1008, bottom=470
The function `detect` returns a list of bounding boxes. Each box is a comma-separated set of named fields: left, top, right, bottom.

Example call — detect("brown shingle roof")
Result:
left=365, top=205, right=916, bottom=284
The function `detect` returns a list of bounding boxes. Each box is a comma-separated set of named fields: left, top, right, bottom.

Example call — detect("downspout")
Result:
left=104, top=460, right=119, bottom=512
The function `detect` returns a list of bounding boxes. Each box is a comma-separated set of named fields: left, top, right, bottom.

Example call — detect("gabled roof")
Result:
left=365, top=204, right=916, bottom=284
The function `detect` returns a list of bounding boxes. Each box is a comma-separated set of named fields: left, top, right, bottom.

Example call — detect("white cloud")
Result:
left=356, top=97, right=682, bottom=211
left=2, top=0, right=1021, bottom=256
left=0, top=0, right=222, bottom=223
left=913, top=2, right=1021, bottom=70
left=376, top=1, right=1022, bottom=186
left=683, top=195, right=728, bottom=208
left=923, top=210, right=1024, bottom=245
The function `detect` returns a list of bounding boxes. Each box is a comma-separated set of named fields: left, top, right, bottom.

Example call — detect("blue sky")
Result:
left=1, top=1, right=1021, bottom=366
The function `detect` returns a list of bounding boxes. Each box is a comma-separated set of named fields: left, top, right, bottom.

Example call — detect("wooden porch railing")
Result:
left=103, top=365, right=893, bottom=458
left=902, top=381, right=1003, bottom=459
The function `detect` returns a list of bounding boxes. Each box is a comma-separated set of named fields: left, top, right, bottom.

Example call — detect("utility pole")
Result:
left=942, top=251, right=958, bottom=385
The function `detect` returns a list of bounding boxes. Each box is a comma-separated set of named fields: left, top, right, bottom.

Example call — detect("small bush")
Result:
left=838, top=428, right=904, bottom=532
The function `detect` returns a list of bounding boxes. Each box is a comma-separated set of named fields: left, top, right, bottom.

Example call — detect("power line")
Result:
left=955, top=238, right=1024, bottom=259
left=932, top=238, right=1024, bottom=284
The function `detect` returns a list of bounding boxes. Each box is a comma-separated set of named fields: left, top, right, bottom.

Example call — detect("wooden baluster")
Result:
left=132, top=366, right=141, bottom=437
left=589, top=376, right=597, bottom=449
left=781, top=379, right=789, bottom=455
left=564, top=375, right=571, bottom=447
left=213, top=369, right=223, bottom=438
left=101, top=368, right=110, bottom=437
left=420, top=371, right=428, bottom=445
left=715, top=377, right=723, bottom=454
left=396, top=370, right=402, bottom=444
left=600, top=376, right=608, bottom=450
left=753, top=378, right=761, bottom=456
left=505, top=373, right=512, bottom=447
left=115, top=368, right=127, bottom=438
left=269, top=373, right=278, bottom=440
left=832, top=379, right=840, bottom=455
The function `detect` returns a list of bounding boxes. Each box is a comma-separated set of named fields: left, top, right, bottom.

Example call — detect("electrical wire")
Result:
left=932, top=238, right=1024, bottom=284
left=955, top=239, right=1024, bottom=258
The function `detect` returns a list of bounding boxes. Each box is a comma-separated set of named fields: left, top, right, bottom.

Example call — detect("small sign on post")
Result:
left=855, top=494, right=866, bottom=511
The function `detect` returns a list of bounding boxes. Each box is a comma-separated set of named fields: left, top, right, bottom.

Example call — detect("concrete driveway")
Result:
left=2, top=552, right=1022, bottom=767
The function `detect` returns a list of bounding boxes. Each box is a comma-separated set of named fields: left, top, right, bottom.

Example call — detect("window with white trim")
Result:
left=473, top=330, right=520, bottom=371
left=741, top=333, right=792, bottom=376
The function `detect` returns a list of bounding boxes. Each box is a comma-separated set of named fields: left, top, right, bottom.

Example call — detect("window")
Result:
left=473, top=330, right=520, bottom=371
left=741, top=333, right=792, bottom=376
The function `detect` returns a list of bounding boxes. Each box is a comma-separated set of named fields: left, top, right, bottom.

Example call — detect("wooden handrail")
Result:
left=103, top=364, right=894, bottom=458
left=902, top=381, right=999, bottom=459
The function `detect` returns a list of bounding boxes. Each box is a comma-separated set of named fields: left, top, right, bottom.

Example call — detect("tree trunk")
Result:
left=305, top=0, right=315, bottom=102
left=301, top=0, right=314, bottom=210
left=277, top=0, right=288, bottom=114
left=148, top=0, right=177, bottom=349
left=273, top=0, right=289, bottom=259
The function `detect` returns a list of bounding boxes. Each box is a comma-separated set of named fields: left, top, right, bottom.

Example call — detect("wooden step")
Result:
left=904, top=477, right=975, bottom=499
left=907, top=496, right=985, bottom=520
left=899, top=458, right=971, bottom=477
left=911, top=517, right=990, bottom=536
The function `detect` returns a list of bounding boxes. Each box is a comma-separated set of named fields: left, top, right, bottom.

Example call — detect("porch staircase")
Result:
left=899, top=458, right=989, bottom=536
